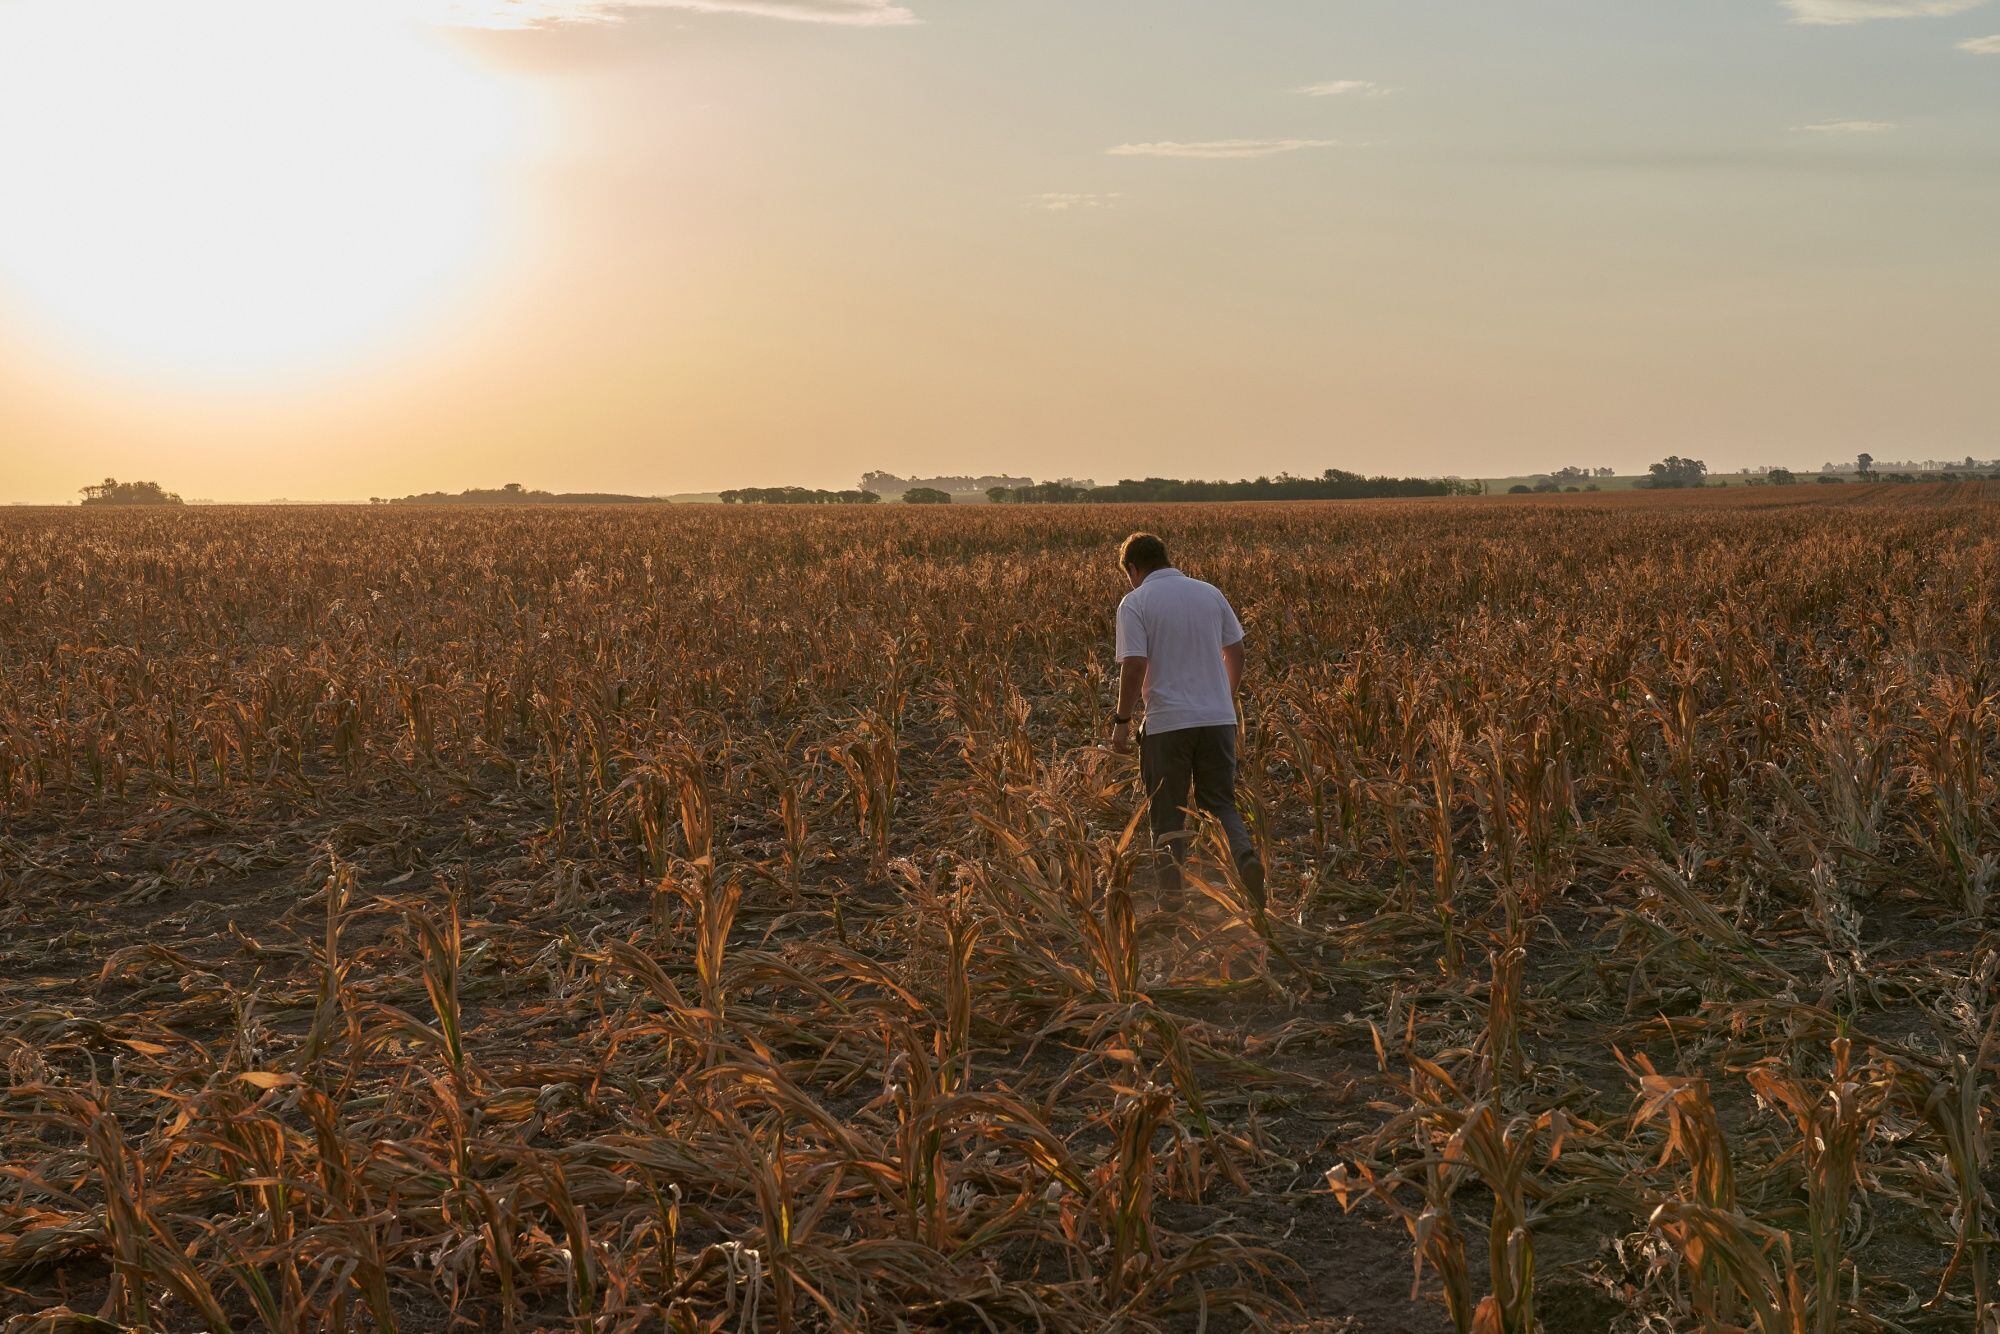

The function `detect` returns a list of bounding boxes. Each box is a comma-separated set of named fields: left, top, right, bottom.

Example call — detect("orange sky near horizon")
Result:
left=1, top=0, right=1996, bottom=503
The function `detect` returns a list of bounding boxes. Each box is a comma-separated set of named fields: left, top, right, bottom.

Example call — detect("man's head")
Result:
left=1119, top=532, right=1170, bottom=588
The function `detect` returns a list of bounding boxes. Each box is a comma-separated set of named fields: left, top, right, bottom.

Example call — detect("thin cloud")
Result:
left=430, top=0, right=918, bottom=27
left=1781, top=0, right=1988, bottom=23
left=1960, top=32, right=2000, bottom=48
left=1297, top=80, right=1391, bottom=98
left=1028, top=193, right=1121, bottom=211
left=1106, top=138, right=1338, bottom=159
left=1793, top=119, right=1899, bottom=132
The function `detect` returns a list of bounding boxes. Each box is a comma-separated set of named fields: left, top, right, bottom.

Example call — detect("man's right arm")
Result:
left=1112, top=657, right=1147, bottom=753
left=1113, top=598, right=1148, bottom=753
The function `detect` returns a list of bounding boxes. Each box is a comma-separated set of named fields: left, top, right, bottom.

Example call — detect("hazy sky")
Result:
left=1, top=0, right=1996, bottom=502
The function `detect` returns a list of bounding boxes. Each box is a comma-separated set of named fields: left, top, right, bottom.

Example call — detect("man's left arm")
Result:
left=1219, top=594, right=1246, bottom=696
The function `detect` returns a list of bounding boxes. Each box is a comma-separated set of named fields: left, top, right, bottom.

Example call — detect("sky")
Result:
left=0, top=0, right=1995, bottom=502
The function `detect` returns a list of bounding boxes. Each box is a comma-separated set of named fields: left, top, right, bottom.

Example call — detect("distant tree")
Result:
left=902, top=487, right=953, bottom=505
left=1857, top=453, right=1875, bottom=477
left=503, top=482, right=525, bottom=495
left=1767, top=468, right=1797, bottom=486
left=1507, top=484, right=1534, bottom=494
left=1640, top=456, right=1708, bottom=490
left=80, top=478, right=183, bottom=506
left=1817, top=474, right=1846, bottom=484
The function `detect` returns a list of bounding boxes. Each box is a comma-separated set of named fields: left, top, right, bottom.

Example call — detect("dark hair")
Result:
left=1119, top=532, right=1169, bottom=573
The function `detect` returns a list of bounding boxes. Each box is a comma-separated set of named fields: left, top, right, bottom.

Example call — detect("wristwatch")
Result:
left=1112, top=714, right=1132, bottom=725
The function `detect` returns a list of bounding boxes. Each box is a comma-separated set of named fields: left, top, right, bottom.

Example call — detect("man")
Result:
left=1109, top=532, right=1265, bottom=907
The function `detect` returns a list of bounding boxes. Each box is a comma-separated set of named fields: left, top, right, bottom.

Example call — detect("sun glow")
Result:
left=0, top=1, right=530, bottom=384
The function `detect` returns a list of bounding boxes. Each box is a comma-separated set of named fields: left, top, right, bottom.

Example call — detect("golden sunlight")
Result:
left=0, top=1, right=529, bottom=383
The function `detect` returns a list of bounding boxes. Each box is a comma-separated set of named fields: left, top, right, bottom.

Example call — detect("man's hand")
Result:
left=1110, top=720, right=1135, bottom=755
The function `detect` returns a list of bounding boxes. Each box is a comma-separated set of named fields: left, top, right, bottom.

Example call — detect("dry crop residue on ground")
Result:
left=2, top=485, right=1998, bottom=1331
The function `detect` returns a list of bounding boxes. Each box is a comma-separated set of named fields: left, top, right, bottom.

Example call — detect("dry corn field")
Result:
left=4, top=484, right=2000, bottom=1333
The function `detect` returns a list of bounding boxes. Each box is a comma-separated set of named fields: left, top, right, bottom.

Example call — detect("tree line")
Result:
left=985, top=469, right=1479, bottom=504
left=379, top=483, right=663, bottom=505
left=80, top=478, right=183, bottom=506
left=860, top=471, right=1030, bottom=495
left=719, top=488, right=882, bottom=505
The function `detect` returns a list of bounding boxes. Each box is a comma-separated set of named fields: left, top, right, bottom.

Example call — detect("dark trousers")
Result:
left=1139, top=724, right=1259, bottom=893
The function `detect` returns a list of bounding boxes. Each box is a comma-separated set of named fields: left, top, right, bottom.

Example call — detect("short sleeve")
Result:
left=1217, top=593, right=1244, bottom=647
left=1115, top=598, right=1148, bottom=661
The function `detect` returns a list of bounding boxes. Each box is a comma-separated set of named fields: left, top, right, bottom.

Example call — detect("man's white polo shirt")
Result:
left=1114, top=568, right=1244, bottom=736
